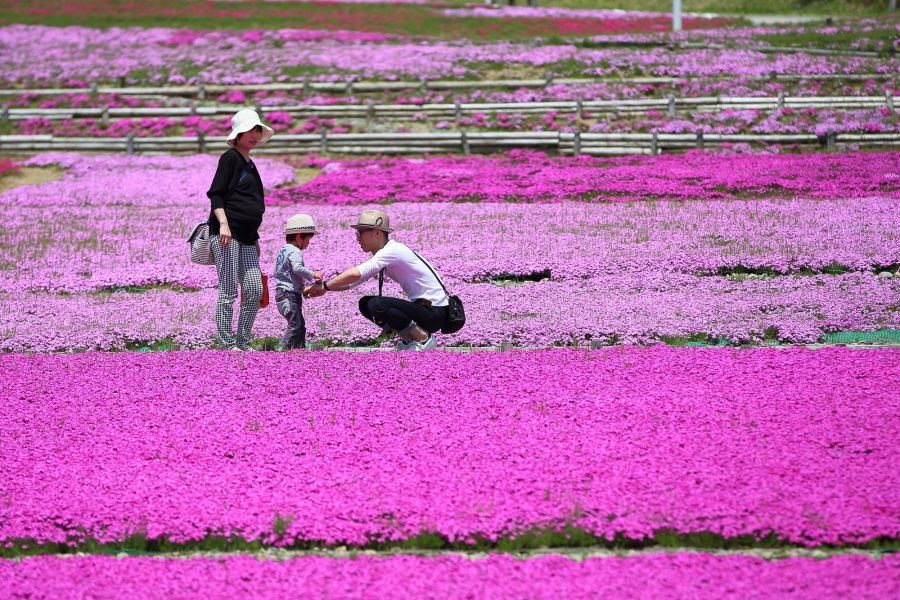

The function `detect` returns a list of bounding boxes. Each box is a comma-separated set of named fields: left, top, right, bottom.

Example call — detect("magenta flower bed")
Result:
left=4, top=553, right=898, bottom=599
left=2, top=348, right=898, bottom=546
left=271, top=150, right=900, bottom=205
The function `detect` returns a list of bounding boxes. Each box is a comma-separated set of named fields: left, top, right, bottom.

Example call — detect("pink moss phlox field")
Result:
left=1, top=271, right=898, bottom=351
left=2, top=152, right=898, bottom=294
left=271, top=150, right=900, bottom=205
left=1, top=25, right=895, bottom=84
left=3, top=554, right=898, bottom=599
left=1, top=348, right=898, bottom=546
left=1, top=152, right=897, bottom=349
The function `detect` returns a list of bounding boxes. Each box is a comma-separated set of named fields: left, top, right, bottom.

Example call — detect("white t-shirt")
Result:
left=355, top=240, right=449, bottom=307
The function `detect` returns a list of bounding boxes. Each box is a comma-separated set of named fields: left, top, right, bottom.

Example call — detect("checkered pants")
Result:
left=212, top=237, right=262, bottom=350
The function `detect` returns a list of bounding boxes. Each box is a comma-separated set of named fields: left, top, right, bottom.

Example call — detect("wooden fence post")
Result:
left=345, top=78, right=354, bottom=95
left=777, top=91, right=785, bottom=110
left=667, top=93, right=676, bottom=117
left=454, top=102, right=462, bottom=120
left=126, top=132, right=135, bottom=155
left=461, top=131, right=470, bottom=155
left=198, top=130, right=206, bottom=153
left=544, top=71, right=554, bottom=87
left=826, top=129, right=836, bottom=149
left=366, top=103, right=375, bottom=132
left=101, top=106, right=110, bottom=126
left=90, top=82, right=98, bottom=95
left=696, top=129, right=704, bottom=150
left=887, top=93, right=896, bottom=115
left=651, top=130, right=659, bottom=155
left=1, top=103, right=9, bottom=124
left=302, top=77, right=310, bottom=96
left=576, top=97, right=583, bottom=122
left=573, top=131, right=581, bottom=156
left=197, top=85, right=206, bottom=100
left=419, top=78, right=428, bottom=93
left=320, top=129, right=328, bottom=153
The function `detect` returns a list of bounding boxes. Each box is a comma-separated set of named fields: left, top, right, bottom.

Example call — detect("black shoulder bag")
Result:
left=411, top=251, right=466, bottom=334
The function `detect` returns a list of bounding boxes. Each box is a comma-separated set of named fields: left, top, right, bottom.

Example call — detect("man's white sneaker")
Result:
left=394, top=339, right=416, bottom=351
left=412, top=335, right=437, bottom=351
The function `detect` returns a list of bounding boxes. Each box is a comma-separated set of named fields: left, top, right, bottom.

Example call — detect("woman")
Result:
left=207, top=108, right=273, bottom=351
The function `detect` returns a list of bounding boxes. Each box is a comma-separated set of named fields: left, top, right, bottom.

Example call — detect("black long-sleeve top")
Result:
left=207, top=148, right=265, bottom=245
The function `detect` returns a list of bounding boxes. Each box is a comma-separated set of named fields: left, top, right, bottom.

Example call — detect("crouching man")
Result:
left=305, top=210, right=449, bottom=350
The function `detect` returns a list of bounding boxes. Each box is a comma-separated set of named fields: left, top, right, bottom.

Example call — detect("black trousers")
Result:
left=359, top=296, right=447, bottom=334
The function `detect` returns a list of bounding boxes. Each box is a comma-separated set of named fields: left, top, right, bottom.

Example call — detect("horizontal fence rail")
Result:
left=0, top=72, right=894, bottom=99
left=1, top=130, right=897, bottom=156
left=2, top=95, right=896, bottom=123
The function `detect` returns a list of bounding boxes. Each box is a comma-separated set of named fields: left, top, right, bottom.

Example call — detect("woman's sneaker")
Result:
left=394, top=339, right=416, bottom=351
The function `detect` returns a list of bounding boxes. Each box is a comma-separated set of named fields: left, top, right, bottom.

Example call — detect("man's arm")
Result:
left=323, top=267, right=362, bottom=291
left=305, top=266, right=364, bottom=299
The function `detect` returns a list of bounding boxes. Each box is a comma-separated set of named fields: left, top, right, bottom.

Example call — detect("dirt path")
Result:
left=0, top=166, right=64, bottom=193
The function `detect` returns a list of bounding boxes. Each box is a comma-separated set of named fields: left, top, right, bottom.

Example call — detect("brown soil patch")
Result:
left=483, top=64, right=547, bottom=81
left=0, top=166, right=65, bottom=193
left=281, top=167, right=322, bottom=188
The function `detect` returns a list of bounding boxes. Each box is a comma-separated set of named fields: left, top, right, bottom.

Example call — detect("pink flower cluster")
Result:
left=3, top=553, right=898, bottom=599
left=1, top=348, right=898, bottom=546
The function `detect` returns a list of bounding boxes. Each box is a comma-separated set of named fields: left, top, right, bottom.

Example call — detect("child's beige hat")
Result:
left=285, top=214, right=319, bottom=235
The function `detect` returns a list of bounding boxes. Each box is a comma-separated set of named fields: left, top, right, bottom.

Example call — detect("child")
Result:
left=273, top=214, right=322, bottom=350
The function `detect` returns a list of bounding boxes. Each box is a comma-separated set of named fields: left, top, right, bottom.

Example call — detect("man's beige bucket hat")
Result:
left=350, top=209, right=394, bottom=233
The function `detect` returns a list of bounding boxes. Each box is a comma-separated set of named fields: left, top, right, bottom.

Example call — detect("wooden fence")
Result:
left=0, top=72, right=893, bottom=99
left=2, top=130, right=897, bottom=156
left=2, top=95, right=896, bottom=123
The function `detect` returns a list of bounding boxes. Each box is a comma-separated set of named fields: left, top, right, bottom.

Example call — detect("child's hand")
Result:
left=312, top=271, right=324, bottom=281
left=304, top=284, right=326, bottom=299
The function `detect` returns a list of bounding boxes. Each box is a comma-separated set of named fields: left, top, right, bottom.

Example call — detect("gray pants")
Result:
left=212, top=237, right=262, bottom=350
left=276, top=290, right=306, bottom=350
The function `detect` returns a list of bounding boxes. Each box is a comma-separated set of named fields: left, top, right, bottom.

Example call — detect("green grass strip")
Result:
left=2, top=525, right=898, bottom=559
left=822, top=330, right=900, bottom=344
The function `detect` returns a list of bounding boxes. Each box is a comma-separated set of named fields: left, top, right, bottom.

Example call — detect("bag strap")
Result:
left=375, top=251, right=450, bottom=299
left=227, top=157, right=254, bottom=200
left=412, top=250, right=451, bottom=296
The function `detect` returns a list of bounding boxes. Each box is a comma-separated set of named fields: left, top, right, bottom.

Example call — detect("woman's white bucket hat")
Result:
left=285, top=213, right=319, bottom=235
left=226, top=108, right=274, bottom=147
